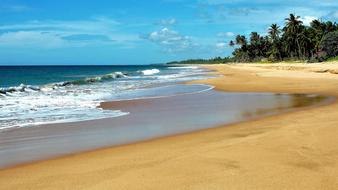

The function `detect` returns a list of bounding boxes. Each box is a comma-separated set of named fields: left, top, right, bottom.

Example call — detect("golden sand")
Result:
left=1, top=63, right=338, bottom=190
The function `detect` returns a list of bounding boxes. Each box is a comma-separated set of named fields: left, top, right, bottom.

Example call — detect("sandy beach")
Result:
left=1, top=63, right=338, bottom=190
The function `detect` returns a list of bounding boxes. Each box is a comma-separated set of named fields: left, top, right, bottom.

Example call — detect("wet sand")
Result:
left=1, top=63, right=338, bottom=189
left=1, top=84, right=321, bottom=168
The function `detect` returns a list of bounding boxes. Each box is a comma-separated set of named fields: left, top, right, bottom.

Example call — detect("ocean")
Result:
left=0, top=65, right=210, bottom=130
left=0, top=65, right=330, bottom=168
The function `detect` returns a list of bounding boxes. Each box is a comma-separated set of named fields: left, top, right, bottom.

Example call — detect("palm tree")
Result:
left=249, top=32, right=263, bottom=58
left=230, top=13, right=337, bottom=62
left=308, top=19, right=325, bottom=56
left=268, top=24, right=281, bottom=42
left=267, top=24, right=282, bottom=60
left=235, top=35, right=247, bottom=46
left=284, top=14, right=304, bottom=58
left=232, top=35, right=250, bottom=62
left=324, top=21, right=335, bottom=33
left=236, top=35, right=248, bottom=55
left=285, top=14, right=303, bottom=33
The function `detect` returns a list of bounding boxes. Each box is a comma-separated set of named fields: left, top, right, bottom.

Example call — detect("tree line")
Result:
left=167, top=57, right=234, bottom=65
left=168, top=14, right=337, bottom=64
left=229, top=14, right=338, bottom=62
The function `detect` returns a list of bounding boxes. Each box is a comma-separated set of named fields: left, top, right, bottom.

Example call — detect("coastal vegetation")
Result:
left=167, top=57, right=234, bottom=65
left=168, top=14, right=338, bottom=64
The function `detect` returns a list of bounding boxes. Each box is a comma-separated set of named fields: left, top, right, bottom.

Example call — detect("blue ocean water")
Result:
left=0, top=65, right=209, bottom=130
left=0, top=65, right=174, bottom=88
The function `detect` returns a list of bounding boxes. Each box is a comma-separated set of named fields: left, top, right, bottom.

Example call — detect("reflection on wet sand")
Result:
left=290, top=94, right=328, bottom=107
left=0, top=86, right=333, bottom=168
left=241, top=94, right=331, bottom=119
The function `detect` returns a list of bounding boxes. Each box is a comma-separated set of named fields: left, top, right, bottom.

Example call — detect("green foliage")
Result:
left=326, top=56, right=338, bottom=62
left=230, top=14, right=338, bottom=62
left=167, top=14, right=337, bottom=65
left=319, top=31, right=338, bottom=58
left=167, top=57, right=234, bottom=65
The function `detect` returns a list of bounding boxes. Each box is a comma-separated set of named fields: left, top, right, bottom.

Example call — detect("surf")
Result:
left=0, top=65, right=211, bottom=130
left=140, top=69, right=160, bottom=75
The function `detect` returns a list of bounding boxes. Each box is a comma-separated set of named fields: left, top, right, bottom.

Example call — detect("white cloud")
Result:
left=216, top=42, right=226, bottom=48
left=217, top=32, right=235, bottom=38
left=215, top=42, right=228, bottom=52
left=0, top=17, right=139, bottom=48
left=0, top=17, right=120, bottom=36
left=301, top=16, right=318, bottom=26
left=142, top=27, right=197, bottom=52
left=0, top=31, right=69, bottom=48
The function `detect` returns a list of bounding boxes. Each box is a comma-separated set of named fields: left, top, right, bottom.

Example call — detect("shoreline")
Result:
left=1, top=63, right=338, bottom=189
left=0, top=69, right=332, bottom=170
left=1, top=85, right=320, bottom=169
left=0, top=95, right=334, bottom=171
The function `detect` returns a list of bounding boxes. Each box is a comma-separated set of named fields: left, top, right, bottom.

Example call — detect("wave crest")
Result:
left=0, top=84, right=40, bottom=95
left=141, top=69, right=160, bottom=75
left=0, top=72, right=127, bottom=95
left=55, top=71, right=127, bottom=87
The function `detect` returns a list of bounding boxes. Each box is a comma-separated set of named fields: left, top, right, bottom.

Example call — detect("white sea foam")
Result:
left=141, top=69, right=160, bottom=75
left=0, top=83, right=130, bottom=130
left=0, top=66, right=211, bottom=131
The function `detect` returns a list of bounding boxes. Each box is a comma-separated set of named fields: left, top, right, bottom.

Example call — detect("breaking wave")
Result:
left=140, top=69, right=160, bottom=75
left=0, top=72, right=127, bottom=95
left=0, top=84, right=40, bottom=95
left=0, top=65, right=212, bottom=130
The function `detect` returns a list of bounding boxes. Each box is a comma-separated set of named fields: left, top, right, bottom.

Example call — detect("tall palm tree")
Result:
left=309, top=19, right=325, bottom=55
left=284, top=14, right=304, bottom=58
left=230, top=13, right=337, bottom=62
left=249, top=32, right=262, bottom=57
left=268, top=24, right=281, bottom=42
left=267, top=24, right=282, bottom=60
left=285, top=14, right=303, bottom=33
left=233, top=35, right=250, bottom=61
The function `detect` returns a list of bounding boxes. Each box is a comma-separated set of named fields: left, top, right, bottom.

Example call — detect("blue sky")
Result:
left=0, top=0, right=337, bottom=65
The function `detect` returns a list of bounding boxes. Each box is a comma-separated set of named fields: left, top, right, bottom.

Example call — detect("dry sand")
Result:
left=1, top=63, right=338, bottom=190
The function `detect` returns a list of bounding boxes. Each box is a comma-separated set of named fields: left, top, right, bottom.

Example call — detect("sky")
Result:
left=0, top=0, right=337, bottom=65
